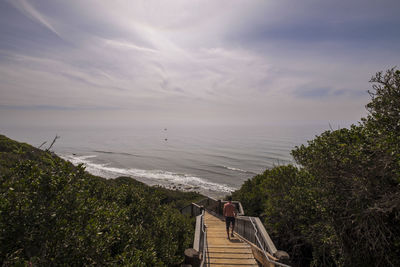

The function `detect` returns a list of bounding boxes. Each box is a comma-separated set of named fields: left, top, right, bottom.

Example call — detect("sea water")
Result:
left=1, top=124, right=335, bottom=198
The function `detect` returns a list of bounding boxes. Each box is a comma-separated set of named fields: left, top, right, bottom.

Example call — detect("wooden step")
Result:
left=207, top=233, right=235, bottom=237
left=208, top=247, right=252, bottom=251
left=207, top=240, right=247, bottom=246
left=207, top=257, right=258, bottom=265
left=207, top=252, right=254, bottom=259
left=208, top=246, right=252, bottom=249
left=207, top=241, right=245, bottom=246
left=208, top=264, right=258, bottom=267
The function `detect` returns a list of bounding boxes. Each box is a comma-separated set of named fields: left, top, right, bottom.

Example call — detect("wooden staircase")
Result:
left=204, top=212, right=258, bottom=266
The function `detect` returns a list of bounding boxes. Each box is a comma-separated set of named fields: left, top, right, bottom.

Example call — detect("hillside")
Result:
left=0, top=134, right=203, bottom=266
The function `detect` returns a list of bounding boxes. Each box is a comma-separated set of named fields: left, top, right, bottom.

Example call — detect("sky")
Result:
left=0, top=0, right=399, bottom=128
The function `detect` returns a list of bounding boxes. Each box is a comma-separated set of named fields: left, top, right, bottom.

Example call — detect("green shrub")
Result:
left=0, top=135, right=201, bottom=266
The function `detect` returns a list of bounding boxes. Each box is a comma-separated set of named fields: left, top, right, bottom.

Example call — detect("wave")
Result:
left=222, top=166, right=255, bottom=174
left=60, top=154, right=235, bottom=194
left=211, top=164, right=255, bottom=174
left=71, top=155, right=97, bottom=161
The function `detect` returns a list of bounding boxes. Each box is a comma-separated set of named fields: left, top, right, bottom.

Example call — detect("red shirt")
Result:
left=223, top=202, right=236, bottom=217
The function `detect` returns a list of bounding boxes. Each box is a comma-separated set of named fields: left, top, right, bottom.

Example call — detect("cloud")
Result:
left=0, top=0, right=399, bottom=126
left=102, top=39, right=158, bottom=53
left=6, top=0, right=61, bottom=38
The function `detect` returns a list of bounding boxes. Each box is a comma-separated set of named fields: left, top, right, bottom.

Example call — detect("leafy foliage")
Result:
left=233, top=68, right=400, bottom=266
left=0, top=135, right=202, bottom=266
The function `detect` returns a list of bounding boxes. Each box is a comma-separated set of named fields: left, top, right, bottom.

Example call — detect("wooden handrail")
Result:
left=193, top=214, right=202, bottom=252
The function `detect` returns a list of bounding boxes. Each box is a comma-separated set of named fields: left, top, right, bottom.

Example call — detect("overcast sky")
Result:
left=1, top=0, right=399, bottom=128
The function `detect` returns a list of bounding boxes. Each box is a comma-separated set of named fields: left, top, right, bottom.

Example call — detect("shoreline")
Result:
left=59, top=153, right=233, bottom=198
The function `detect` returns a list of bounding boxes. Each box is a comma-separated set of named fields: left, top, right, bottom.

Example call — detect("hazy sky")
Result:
left=1, top=0, right=399, bottom=128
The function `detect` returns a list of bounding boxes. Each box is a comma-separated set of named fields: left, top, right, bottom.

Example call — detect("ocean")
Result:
left=1, top=123, right=334, bottom=198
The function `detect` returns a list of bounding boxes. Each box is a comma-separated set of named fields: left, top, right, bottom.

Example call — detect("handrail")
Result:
left=193, top=214, right=202, bottom=251
left=249, top=217, right=291, bottom=267
left=181, top=202, right=204, bottom=217
left=200, top=211, right=208, bottom=267
left=192, top=210, right=207, bottom=267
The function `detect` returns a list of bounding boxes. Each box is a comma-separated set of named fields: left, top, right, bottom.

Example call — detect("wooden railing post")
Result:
left=184, top=248, right=200, bottom=267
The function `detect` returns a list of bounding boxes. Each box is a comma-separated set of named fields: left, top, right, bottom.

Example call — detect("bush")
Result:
left=0, top=135, right=200, bottom=266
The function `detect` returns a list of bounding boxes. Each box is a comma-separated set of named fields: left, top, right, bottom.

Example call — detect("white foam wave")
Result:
left=79, top=155, right=97, bottom=160
left=60, top=154, right=98, bottom=166
left=60, top=154, right=235, bottom=193
left=223, top=165, right=251, bottom=173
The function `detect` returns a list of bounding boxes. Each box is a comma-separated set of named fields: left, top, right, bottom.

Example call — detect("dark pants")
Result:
left=225, top=216, right=235, bottom=230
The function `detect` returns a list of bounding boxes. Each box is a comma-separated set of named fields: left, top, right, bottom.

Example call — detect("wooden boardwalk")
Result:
left=204, top=212, right=258, bottom=267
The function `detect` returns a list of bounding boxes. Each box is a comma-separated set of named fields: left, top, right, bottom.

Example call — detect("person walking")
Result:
left=223, top=196, right=237, bottom=239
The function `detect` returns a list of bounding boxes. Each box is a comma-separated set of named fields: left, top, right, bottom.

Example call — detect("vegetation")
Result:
left=0, top=135, right=203, bottom=266
left=232, top=68, right=400, bottom=266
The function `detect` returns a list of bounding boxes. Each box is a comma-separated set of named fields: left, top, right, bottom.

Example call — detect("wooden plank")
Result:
left=207, top=257, right=258, bottom=265
left=207, top=250, right=252, bottom=255
left=208, top=252, right=254, bottom=259
left=207, top=240, right=244, bottom=246
left=193, top=215, right=202, bottom=251
left=208, top=247, right=252, bottom=250
left=207, top=248, right=252, bottom=252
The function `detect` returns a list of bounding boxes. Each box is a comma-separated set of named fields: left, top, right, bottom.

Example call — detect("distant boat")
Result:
left=164, top=128, right=167, bottom=131
left=164, top=138, right=168, bottom=141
